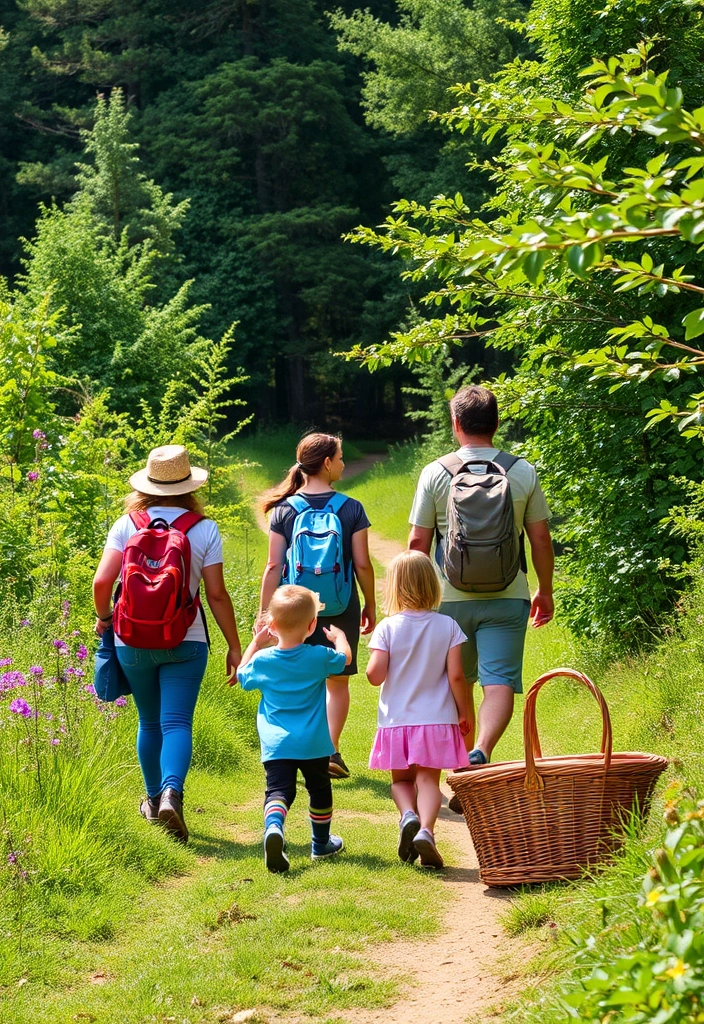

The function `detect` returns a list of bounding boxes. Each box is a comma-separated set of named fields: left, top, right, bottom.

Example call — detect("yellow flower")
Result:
left=645, top=889, right=662, bottom=906
left=665, top=960, right=688, bottom=979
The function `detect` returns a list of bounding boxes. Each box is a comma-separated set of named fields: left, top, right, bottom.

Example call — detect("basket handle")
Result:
left=523, top=668, right=612, bottom=792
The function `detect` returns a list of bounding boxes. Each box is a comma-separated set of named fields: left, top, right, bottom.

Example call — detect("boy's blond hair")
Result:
left=268, top=585, right=322, bottom=633
left=383, top=550, right=442, bottom=616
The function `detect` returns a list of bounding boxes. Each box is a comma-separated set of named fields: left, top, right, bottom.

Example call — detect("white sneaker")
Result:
left=412, top=828, right=444, bottom=869
left=398, top=811, right=420, bottom=863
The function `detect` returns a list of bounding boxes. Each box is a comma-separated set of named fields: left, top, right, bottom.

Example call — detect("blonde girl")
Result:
left=367, top=551, right=471, bottom=868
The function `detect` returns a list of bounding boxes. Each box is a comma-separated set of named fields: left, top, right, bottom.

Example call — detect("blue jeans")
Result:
left=115, top=641, right=209, bottom=796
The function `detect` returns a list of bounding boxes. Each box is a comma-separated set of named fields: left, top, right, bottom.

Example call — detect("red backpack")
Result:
left=113, top=511, right=204, bottom=649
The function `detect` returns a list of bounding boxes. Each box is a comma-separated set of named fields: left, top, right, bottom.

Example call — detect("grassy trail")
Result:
left=1, top=440, right=619, bottom=1024
left=249, top=451, right=581, bottom=1023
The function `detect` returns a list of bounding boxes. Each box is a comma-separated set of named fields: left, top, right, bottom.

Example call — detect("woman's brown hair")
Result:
left=261, top=432, right=341, bottom=514
left=123, top=491, right=206, bottom=515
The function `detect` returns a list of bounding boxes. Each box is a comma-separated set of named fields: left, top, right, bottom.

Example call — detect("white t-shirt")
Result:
left=369, top=610, right=466, bottom=727
left=409, top=446, right=552, bottom=603
left=105, top=507, right=223, bottom=645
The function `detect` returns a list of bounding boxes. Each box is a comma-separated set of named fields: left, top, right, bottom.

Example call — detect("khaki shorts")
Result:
left=438, top=598, right=531, bottom=693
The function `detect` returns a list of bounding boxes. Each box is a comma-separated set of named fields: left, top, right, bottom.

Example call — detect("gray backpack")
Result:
left=436, top=451, right=525, bottom=593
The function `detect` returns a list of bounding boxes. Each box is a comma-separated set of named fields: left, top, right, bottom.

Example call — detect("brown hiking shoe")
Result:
left=447, top=794, right=463, bottom=815
left=158, top=787, right=188, bottom=843
left=140, top=794, right=161, bottom=823
left=328, top=752, right=350, bottom=779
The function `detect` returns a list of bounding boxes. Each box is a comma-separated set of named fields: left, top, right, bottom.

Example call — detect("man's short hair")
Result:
left=450, top=385, right=499, bottom=437
left=267, top=585, right=321, bottom=633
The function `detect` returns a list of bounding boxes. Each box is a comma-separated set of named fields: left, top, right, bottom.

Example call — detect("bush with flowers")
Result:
left=0, top=292, right=260, bottom=982
left=557, top=788, right=704, bottom=1023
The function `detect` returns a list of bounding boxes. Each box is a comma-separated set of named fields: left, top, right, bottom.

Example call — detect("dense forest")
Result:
left=2, top=0, right=704, bottom=648
left=0, top=0, right=526, bottom=429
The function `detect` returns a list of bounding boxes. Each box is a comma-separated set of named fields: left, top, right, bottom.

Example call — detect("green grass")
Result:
left=4, top=427, right=700, bottom=1024
left=312, top=434, right=704, bottom=1022
left=229, top=428, right=366, bottom=507
left=0, top=433, right=448, bottom=1024
left=339, top=441, right=420, bottom=543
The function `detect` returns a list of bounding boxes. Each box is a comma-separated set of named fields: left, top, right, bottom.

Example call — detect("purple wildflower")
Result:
left=0, top=658, right=12, bottom=667
left=7, top=851, right=19, bottom=864
left=115, top=696, right=128, bottom=707
left=76, top=644, right=88, bottom=661
left=74, top=669, right=85, bottom=678
left=32, top=429, right=46, bottom=440
left=26, top=471, right=38, bottom=483
left=70, top=630, right=81, bottom=637
left=44, top=713, right=54, bottom=721
left=9, top=698, right=32, bottom=718
left=50, top=738, right=60, bottom=746
left=2, top=671, right=27, bottom=691
left=52, top=640, right=69, bottom=655
left=83, top=683, right=96, bottom=696
left=61, top=601, right=70, bottom=620
left=20, top=619, right=31, bottom=627
left=29, top=666, right=43, bottom=676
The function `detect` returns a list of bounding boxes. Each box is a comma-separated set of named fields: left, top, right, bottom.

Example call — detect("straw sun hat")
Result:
left=129, top=445, right=208, bottom=497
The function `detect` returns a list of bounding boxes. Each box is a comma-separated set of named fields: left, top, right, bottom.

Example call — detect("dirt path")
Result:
left=255, top=454, right=526, bottom=1022
left=340, top=792, right=521, bottom=1024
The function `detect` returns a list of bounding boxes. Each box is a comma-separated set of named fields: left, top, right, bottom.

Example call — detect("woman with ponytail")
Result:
left=258, top=433, right=376, bottom=779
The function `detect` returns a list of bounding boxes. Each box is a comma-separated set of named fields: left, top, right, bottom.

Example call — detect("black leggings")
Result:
left=263, top=756, right=332, bottom=809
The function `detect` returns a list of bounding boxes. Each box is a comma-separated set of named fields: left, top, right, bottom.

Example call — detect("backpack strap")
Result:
left=171, top=511, right=205, bottom=534
left=492, top=452, right=528, bottom=573
left=325, top=492, right=349, bottom=514
left=493, top=451, right=521, bottom=474
left=129, top=510, right=151, bottom=530
left=287, top=494, right=311, bottom=515
left=437, top=453, right=465, bottom=477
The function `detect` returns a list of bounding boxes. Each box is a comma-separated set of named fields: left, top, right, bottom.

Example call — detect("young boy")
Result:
left=235, top=584, right=352, bottom=873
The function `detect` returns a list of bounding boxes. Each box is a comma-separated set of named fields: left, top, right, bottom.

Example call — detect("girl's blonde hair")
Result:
left=383, top=550, right=442, bottom=616
left=123, top=491, right=205, bottom=515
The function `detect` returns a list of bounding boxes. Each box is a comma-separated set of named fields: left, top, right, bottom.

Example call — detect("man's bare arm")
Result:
left=408, top=525, right=433, bottom=555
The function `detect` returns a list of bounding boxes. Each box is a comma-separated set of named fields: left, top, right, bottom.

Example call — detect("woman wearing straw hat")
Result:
left=92, top=445, right=242, bottom=843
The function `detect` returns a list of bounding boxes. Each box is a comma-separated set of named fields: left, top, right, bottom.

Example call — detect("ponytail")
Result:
left=262, top=465, right=305, bottom=514
left=261, top=432, right=341, bottom=514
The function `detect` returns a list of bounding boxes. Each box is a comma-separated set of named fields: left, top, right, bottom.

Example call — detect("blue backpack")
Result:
left=283, top=493, right=352, bottom=616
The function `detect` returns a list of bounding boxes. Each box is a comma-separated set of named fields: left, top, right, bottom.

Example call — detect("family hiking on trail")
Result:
left=91, top=384, right=554, bottom=871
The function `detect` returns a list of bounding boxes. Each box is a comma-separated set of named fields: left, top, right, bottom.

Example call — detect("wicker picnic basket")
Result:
left=446, top=668, right=668, bottom=887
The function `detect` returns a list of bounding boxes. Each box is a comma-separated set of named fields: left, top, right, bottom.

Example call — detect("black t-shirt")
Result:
left=270, top=491, right=371, bottom=572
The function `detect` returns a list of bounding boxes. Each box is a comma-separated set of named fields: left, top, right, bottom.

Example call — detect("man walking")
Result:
left=408, top=385, right=554, bottom=765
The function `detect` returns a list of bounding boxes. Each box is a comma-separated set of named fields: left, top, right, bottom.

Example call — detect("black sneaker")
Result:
left=328, top=752, right=350, bottom=779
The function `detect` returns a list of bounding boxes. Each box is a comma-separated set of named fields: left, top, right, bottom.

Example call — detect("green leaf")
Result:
left=682, top=307, right=704, bottom=341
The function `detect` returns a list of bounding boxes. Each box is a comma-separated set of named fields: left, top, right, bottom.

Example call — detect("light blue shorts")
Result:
left=438, top=599, right=531, bottom=693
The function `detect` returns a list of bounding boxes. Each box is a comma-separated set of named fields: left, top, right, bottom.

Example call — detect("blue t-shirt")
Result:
left=238, top=644, right=347, bottom=761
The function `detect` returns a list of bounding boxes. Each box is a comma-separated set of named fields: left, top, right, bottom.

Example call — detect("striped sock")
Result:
left=309, top=805, right=333, bottom=852
left=264, top=798, right=288, bottom=833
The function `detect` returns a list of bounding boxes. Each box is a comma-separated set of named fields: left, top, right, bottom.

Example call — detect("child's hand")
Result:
left=323, top=624, right=344, bottom=643
left=458, top=717, right=471, bottom=737
left=253, top=625, right=276, bottom=649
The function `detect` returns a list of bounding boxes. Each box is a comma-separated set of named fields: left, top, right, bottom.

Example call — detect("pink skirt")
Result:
left=369, top=725, right=469, bottom=771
